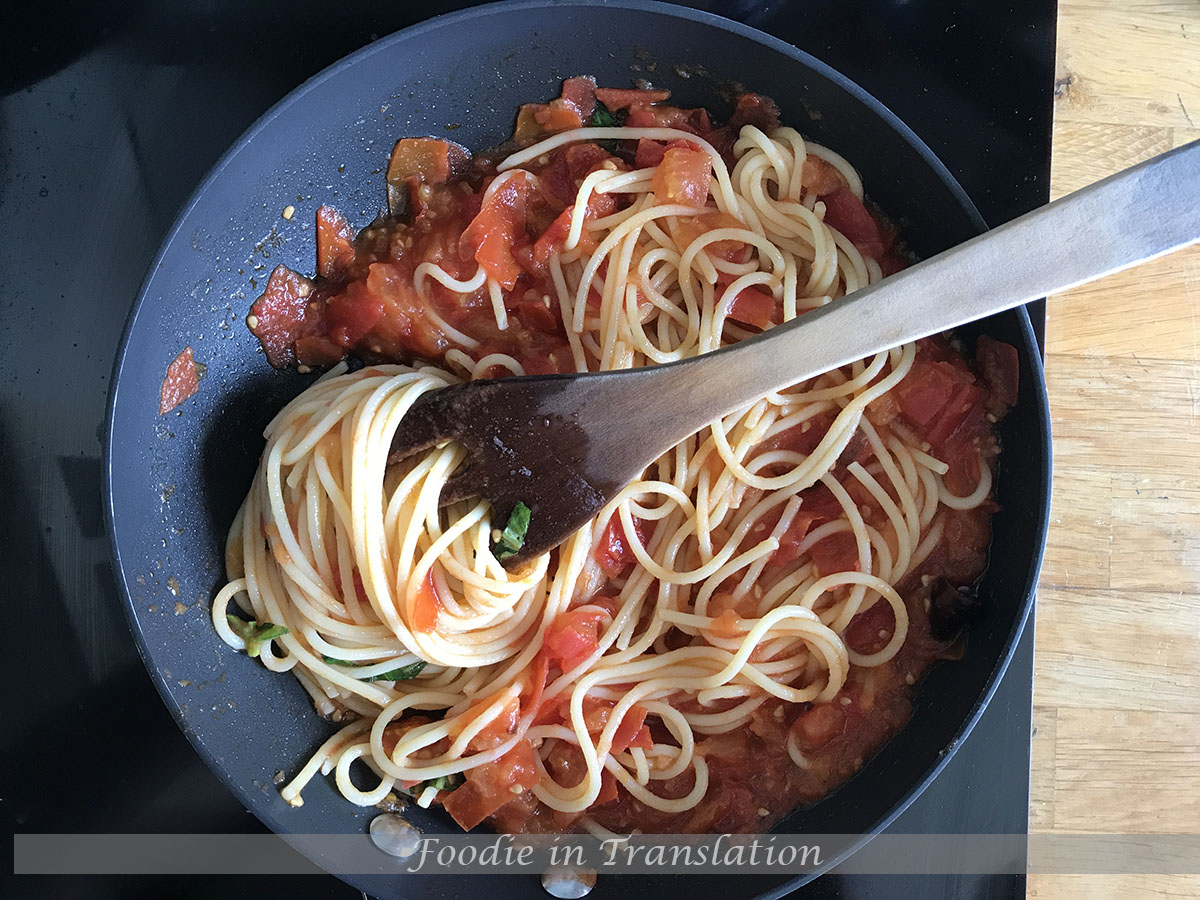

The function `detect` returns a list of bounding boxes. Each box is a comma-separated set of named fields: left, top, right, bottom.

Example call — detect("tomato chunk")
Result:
left=726, top=286, right=777, bottom=329
left=652, top=146, right=712, bottom=208
left=386, top=137, right=470, bottom=188
left=976, top=336, right=1020, bottom=416
left=462, top=176, right=531, bottom=289
left=544, top=604, right=613, bottom=670
left=635, top=138, right=667, bottom=169
left=249, top=265, right=318, bottom=369
left=595, top=515, right=650, bottom=578
left=790, top=703, right=846, bottom=752
left=411, top=568, right=443, bottom=633
left=159, top=346, right=199, bottom=414
left=808, top=531, right=860, bottom=576
left=594, top=87, right=672, bottom=110
left=315, top=205, right=356, bottom=279
left=822, top=187, right=885, bottom=259
left=894, top=359, right=986, bottom=447
left=441, top=739, right=540, bottom=831
left=843, top=598, right=896, bottom=656
left=560, top=75, right=597, bottom=120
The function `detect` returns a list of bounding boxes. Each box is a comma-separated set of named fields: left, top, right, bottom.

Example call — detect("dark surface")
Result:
left=1, top=1, right=1054, bottom=899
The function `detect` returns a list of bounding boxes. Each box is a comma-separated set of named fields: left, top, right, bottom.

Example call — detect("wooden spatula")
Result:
left=389, top=141, right=1200, bottom=566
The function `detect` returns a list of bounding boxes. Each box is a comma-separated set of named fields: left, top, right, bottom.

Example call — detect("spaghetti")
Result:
left=214, top=81, right=1016, bottom=835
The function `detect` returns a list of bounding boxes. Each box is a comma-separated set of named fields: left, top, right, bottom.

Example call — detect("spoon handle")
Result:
left=652, top=139, right=1200, bottom=428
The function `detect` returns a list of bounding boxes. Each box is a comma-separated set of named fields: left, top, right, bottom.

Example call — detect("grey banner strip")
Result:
left=12, top=833, right=1200, bottom=876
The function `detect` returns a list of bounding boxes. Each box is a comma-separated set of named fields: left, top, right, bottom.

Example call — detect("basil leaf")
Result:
left=591, top=103, right=618, bottom=128
left=322, top=657, right=427, bottom=682
left=226, top=615, right=289, bottom=658
left=410, top=773, right=463, bottom=795
left=493, top=501, right=532, bottom=561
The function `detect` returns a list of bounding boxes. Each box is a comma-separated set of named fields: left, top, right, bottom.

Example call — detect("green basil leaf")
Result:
left=410, top=773, right=463, bottom=795
left=226, top=615, right=289, bottom=658
left=591, top=103, right=618, bottom=128
left=322, top=657, right=427, bottom=682
left=493, top=501, right=532, bottom=561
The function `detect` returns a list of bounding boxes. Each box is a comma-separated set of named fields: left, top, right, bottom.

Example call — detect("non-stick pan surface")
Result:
left=104, top=2, right=1051, bottom=897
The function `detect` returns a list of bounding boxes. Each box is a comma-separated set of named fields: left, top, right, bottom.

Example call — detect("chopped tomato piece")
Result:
left=635, top=138, right=667, bottom=169
left=822, top=187, right=885, bottom=259
left=159, top=346, right=199, bottom=414
left=595, top=769, right=619, bottom=806
left=843, top=599, right=896, bottom=656
left=610, top=705, right=650, bottom=752
left=468, top=693, right=521, bottom=751
left=595, top=515, right=650, bottom=578
left=249, top=265, right=318, bottom=369
left=514, top=295, right=560, bottom=334
left=726, top=286, right=777, bottom=329
left=651, top=146, right=711, bottom=208
left=544, top=605, right=613, bottom=670
left=894, top=359, right=986, bottom=447
left=441, top=739, right=540, bottom=831
left=671, top=211, right=746, bottom=262
left=411, top=568, right=443, bottom=633
left=808, top=531, right=860, bottom=576
left=767, top=513, right=816, bottom=568
left=386, top=137, right=469, bottom=188
left=520, top=348, right=575, bottom=375
left=323, top=278, right=385, bottom=348
left=976, top=336, right=1020, bottom=416
left=790, top=703, right=846, bottom=752
left=533, top=206, right=573, bottom=263
left=534, top=100, right=584, bottom=133
left=594, top=87, right=672, bottom=110
left=462, top=176, right=531, bottom=289
left=315, top=205, right=355, bottom=279
left=726, top=92, right=781, bottom=133
left=801, top=156, right=846, bottom=196
left=560, top=75, right=597, bottom=120
left=294, top=335, right=343, bottom=367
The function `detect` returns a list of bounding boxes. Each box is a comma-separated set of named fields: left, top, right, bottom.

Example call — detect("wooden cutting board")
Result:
left=1030, top=1, right=1200, bottom=897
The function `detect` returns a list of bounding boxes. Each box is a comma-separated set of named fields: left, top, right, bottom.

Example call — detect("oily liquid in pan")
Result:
left=211, top=79, right=1017, bottom=835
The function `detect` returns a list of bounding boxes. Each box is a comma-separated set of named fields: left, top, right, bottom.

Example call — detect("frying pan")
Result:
left=103, top=1, right=1051, bottom=897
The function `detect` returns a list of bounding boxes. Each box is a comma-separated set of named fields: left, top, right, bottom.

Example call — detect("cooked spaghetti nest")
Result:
left=213, top=123, right=988, bottom=827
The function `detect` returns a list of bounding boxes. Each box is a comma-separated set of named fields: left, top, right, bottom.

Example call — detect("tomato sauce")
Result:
left=247, top=78, right=1021, bottom=834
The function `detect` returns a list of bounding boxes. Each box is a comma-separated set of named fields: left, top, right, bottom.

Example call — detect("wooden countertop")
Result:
left=1030, top=1, right=1200, bottom=896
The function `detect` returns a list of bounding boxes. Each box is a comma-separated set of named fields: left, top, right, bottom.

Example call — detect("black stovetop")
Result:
left=1, top=2, right=1054, bottom=898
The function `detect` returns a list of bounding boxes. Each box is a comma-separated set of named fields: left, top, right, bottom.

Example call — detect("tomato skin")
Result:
left=822, top=187, right=885, bottom=259
left=651, top=146, right=712, bottom=207
left=316, top=205, right=356, bottom=279
left=441, top=739, right=540, bottom=831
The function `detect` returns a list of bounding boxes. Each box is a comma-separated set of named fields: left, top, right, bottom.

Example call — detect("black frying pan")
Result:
left=103, top=2, right=1051, bottom=897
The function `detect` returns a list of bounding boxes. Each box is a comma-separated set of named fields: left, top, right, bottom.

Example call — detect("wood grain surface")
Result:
left=1030, top=1, right=1200, bottom=896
